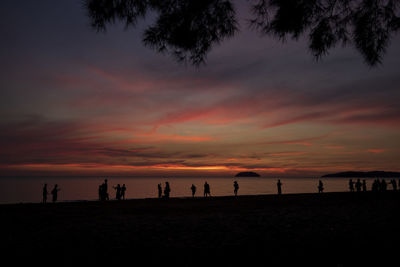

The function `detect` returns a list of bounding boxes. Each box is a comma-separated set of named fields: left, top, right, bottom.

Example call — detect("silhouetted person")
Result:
left=113, top=184, right=122, bottom=200
left=390, top=179, right=397, bottom=191
left=51, top=184, right=60, bottom=203
left=349, top=179, right=354, bottom=192
left=99, top=179, right=109, bottom=201
left=372, top=179, right=379, bottom=192
left=318, top=180, right=324, bottom=193
left=164, top=182, right=171, bottom=198
left=277, top=179, right=282, bottom=195
left=355, top=179, right=362, bottom=193
left=191, top=184, right=196, bottom=198
left=381, top=179, right=387, bottom=192
left=233, top=181, right=239, bottom=196
left=204, top=182, right=211, bottom=197
left=158, top=183, right=162, bottom=198
left=121, top=184, right=127, bottom=199
left=362, top=180, right=367, bottom=192
left=42, top=184, right=48, bottom=203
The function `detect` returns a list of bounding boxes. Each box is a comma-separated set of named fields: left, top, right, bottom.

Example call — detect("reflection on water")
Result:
left=0, top=176, right=381, bottom=204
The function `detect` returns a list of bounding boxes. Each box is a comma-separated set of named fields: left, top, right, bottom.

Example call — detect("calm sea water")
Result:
left=0, top=176, right=386, bottom=204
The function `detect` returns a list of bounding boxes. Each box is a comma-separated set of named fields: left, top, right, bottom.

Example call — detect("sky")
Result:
left=0, top=0, right=399, bottom=177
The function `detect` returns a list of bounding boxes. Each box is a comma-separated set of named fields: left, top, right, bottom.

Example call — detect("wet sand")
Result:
left=1, top=192, right=399, bottom=266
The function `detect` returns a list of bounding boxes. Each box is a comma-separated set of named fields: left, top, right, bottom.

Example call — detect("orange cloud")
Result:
left=4, top=162, right=288, bottom=173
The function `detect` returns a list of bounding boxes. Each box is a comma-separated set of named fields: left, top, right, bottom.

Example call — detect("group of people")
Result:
left=158, top=182, right=171, bottom=198
left=42, top=177, right=400, bottom=203
left=348, top=179, right=367, bottom=192
left=279, top=178, right=400, bottom=195
left=98, top=179, right=127, bottom=201
left=348, top=178, right=399, bottom=193
left=157, top=181, right=238, bottom=198
left=157, top=182, right=171, bottom=198
left=42, top=184, right=60, bottom=203
left=371, top=179, right=398, bottom=192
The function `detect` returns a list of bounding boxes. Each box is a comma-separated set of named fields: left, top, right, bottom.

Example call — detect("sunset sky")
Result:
left=1, top=0, right=399, bottom=177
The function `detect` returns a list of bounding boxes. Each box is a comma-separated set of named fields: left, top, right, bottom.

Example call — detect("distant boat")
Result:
left=235, top=171, right=260, bottom=177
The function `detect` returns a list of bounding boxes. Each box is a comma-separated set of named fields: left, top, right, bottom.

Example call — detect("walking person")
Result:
left=233, top=181, right=239, bottom=196
left=204, top=182, right=211, bottom=197
left=191, top=184, right=196, bottom=198
left=277, top=179, right=282, bottom=195
left=318, top=180, right=324, bottom=193
left=42, top=184, right=48, bottom=203
left=51, top=184, right=60, bottom=203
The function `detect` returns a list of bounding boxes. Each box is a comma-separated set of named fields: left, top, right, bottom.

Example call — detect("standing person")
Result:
left=51, top=184, right=60, bottom=203
left=277, top=179, right=282, bottom=195
left=349, top=179, right=354, bottom=192
left=42, top=184, right=48, bottom=203
left=233, top=181, right=239, bottom=196
left=191, top=184, right=196, bottom=198
left=372, top=179, right=379, bottom=192
left=355, top=179, right=362, bottom=192
left=164, top=182, right=171, bottom=198
left=113, top=184, right=122, bottom=200
left=158, top=183, right=162, bottom=198
left=362, top=180, right=367, bottom=192
left=102, top=179, right=109, bottom=200
left=121, top=184, right=127, bottom=200
left=381, top=179, right=387, bottom=192
left=390, top=179, right=397, bottom=191
left=204, top=182, right=211, bottom=197
left=318, top=180, right=324, bottom=193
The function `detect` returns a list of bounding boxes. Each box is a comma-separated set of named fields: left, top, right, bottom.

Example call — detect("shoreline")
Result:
left=0, top=190, right=390, bottom=206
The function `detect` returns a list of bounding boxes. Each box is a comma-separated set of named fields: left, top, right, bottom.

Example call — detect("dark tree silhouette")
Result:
left=85, top=0, right=237, bottom=65
left=250, top=0, right=400, bottom=65
left=85, top=0, right=400, bottom=66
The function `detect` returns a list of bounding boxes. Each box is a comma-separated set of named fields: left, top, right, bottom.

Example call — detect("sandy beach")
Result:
left=1, top=191, right=399, bottom=266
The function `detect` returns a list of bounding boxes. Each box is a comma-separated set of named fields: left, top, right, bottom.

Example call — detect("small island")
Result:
left=235, top=171, right=260, bottom=177
left=322, top=171, right=400, bottom=178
